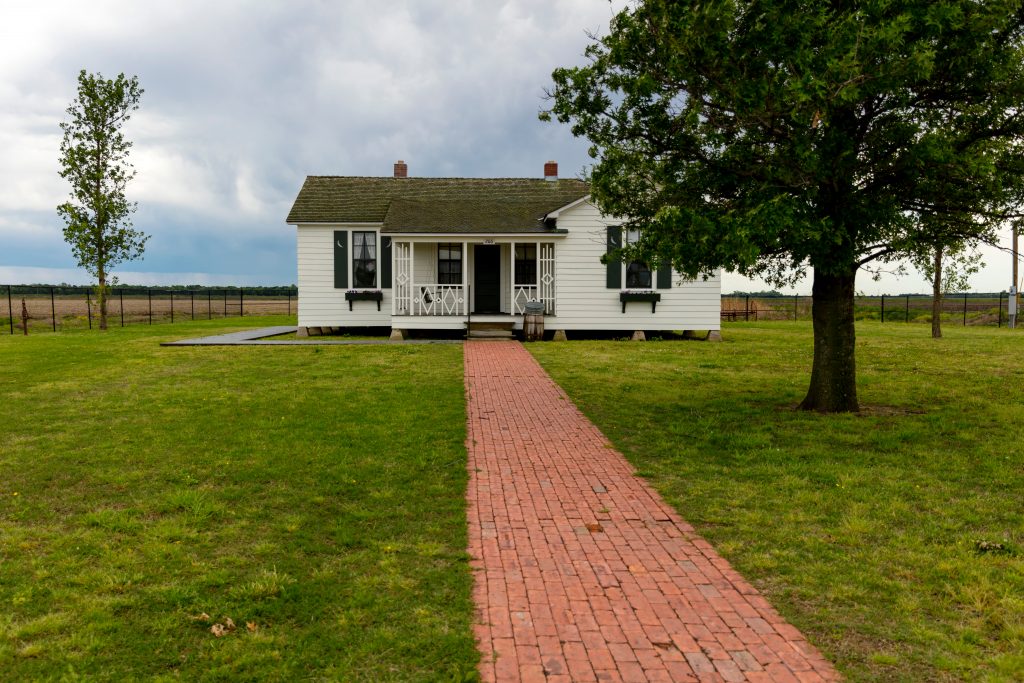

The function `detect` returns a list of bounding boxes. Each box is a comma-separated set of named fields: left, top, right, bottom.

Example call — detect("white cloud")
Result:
left=0, top=215, right=62, bottom=240
left=6, top=0, right=1012, bottom=293
left=0, top=265, right=271, bottom=287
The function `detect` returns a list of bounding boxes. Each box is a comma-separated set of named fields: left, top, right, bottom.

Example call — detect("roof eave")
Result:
left=543, top=194, right=592, bottom=220
left=381, top=229, right=569, bottom=237
left=287, top=220, right=384, bottom=227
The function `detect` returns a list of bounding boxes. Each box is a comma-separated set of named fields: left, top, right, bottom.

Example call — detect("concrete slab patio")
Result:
left=464, top=341, right=839, bottom=682
left=160, top=326, right=460, bottom=346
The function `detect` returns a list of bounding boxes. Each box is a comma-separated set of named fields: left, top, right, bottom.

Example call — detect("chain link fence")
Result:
left=722, top=292, right=1017, bottom=327
left=6, top=285, right=1016, bottom=333
left=4, top=285, right=297, bottom=334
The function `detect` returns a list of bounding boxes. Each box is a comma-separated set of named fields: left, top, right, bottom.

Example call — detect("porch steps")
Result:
left=466, top=321, right=516, bottom=340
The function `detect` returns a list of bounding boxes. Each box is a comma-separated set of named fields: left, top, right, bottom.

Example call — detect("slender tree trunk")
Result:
left=799, top=268, right=859, bottom=413
left=98, top=265, right=108, bottom=331
left=931, top=245, right=942, bottom=339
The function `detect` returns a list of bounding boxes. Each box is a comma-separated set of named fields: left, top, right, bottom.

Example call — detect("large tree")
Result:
left=544, top=1, right=1024, bottom=412
left=58, top=70, right=147, bottom=330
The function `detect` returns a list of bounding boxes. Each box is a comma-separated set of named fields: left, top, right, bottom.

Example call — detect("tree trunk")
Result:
left=799, top=268, right=859, bottom=413
left=98, top=266, right=108, bottom=331
left=931, top=245, right=942, bottom=339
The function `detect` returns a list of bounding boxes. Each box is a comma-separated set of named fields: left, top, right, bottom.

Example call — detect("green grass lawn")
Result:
left=0, top=316, right=477, bottom=682
left=529, top=321, right=1024, bottom=683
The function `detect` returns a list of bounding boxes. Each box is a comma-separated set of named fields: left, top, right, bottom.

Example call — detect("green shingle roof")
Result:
left=286, top=176, right=589, bottom=233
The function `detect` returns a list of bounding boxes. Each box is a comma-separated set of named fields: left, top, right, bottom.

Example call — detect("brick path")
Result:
left=464, top=341, right=839, bottom=682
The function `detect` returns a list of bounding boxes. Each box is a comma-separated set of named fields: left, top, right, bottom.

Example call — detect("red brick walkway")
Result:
left=464, top=341, right=839, bottom=682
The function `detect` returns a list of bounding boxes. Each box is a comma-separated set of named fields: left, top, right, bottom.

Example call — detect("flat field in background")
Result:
left=531, top=322, right=1024, bottom=682
left=4, top=293, right=294, bottom=332
left=0, top=317, right=477, bottom=681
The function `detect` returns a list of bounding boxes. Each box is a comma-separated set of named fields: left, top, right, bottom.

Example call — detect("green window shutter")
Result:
left=334, top=230, right=348, bottom=289
left=381, top=236, right=392, bottom=288
left=656, top=263, right=672, bottom=289
left=606, top=226, right=621, bottom=289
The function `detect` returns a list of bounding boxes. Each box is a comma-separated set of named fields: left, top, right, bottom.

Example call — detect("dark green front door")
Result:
left=474, top=245, right=501, bottom=313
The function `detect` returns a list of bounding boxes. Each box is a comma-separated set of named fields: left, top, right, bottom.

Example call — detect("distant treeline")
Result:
left=6, top=284, right=297, bottom=296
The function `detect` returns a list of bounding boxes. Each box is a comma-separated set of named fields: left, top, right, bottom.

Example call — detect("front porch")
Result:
left=396, top=312, right=522, bottom=331
left=389, top=238, right=556, bottom=318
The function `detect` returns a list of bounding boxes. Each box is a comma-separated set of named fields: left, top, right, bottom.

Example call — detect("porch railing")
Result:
left=512, top=286, right=555, bottom=315
left=400, top=284, right=467, bottom=316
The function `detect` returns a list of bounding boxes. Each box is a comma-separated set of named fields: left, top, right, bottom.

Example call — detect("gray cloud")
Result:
left=0, top=1, right=1012, bottom=292
left=0, top=0, right=620, bottom=284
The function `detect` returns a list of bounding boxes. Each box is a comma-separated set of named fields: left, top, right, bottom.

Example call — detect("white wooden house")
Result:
left=286, top=161, right=721, bottom=338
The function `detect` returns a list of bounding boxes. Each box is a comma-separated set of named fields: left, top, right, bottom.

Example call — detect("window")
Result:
left=515, top=245, right=537, bottom=285
left=352, top=231, right=377, bottom=288
left=438, top=243, right=462, bottom=284
left=624, top=229, right=651, bottom=289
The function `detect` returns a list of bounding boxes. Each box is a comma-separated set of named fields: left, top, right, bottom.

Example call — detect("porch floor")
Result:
left=161, top=326, right=460, bottom=346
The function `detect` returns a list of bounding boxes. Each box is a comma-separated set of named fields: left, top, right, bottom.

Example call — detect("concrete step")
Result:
left=467, top=321, right=516, bottom=332
left=467, top=329, right=516, bottom=339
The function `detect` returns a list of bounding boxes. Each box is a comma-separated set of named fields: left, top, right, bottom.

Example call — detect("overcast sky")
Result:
left=0, top=0, right=1018, bottom=294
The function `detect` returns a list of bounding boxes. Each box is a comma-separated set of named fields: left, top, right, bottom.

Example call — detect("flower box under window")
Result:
left=619, top=290, right=660, bottom=313
left=345, top=290, right=383, bottom=311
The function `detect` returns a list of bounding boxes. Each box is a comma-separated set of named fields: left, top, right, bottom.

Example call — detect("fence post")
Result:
left=7, top=285, right=13, bottom=335
left=223, top=290, right=227, bottom=316
left=904, top=294, right=909, bottom=322
left=207, top=289, right=212, bottom=320
left=288, top=291, right=292, bottom=316
left=881, top=294, right=885, bottom=323
left=963, top=292, right=968, bottom=326
left=50, top=287, right=56, bottom=332
left=999, top=291, right=1004, bottom=327
left=170, top=291, right=174, bottom=323
left=745, top=294, right=750, bottom=322
left=87, top=288, right=92, bottom=329
left=793, top=294, right=798, bottom=320
left=240, top=288, right=244, bottom=317
left=148, top=289, right=152, bottom=325
left=191, top=290, right=195, bottom=320
left=120, top=289, right=124, bottom=327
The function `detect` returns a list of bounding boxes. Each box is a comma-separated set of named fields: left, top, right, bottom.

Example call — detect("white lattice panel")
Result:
left=414, top=284, right=466, bottom=316
left=540, top=243, right=555, bottom=314
left=393, top=242, right=412, bottom=315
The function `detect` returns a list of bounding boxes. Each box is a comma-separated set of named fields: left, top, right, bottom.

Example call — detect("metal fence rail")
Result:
left=6, top=285, right=1016, bottom=334
left=722, top=292, right=1017, bottom=327
left=4, top=285, right=297, bottom=334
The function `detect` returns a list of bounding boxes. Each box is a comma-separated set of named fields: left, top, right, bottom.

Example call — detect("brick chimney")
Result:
left=543, top=160, right=558, bottom=181
left=394, top=160, right=408, bottom=178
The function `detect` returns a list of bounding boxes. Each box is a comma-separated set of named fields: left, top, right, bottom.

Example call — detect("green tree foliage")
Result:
left=58, top=70, right=147, bottom=330
left=908, top=228, right=983, bottom=338
left=543, top=1, right=1024, bottom=412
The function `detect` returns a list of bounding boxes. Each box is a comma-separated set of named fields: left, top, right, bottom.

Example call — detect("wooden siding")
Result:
left=413, top=242, right=436, bottom=285
left=296, top=224, right=391, bottom=327
left=295, top=200, right=721, bottom=331
left=546, top=201, right=721, bottom=331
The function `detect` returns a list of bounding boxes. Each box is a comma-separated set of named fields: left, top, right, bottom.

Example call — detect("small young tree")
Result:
left=910, top=241, right=983, bottom=338
left=58, top=70, right=147, bottom=330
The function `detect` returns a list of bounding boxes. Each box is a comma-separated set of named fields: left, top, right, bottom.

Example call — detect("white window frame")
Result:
left=623, top=228, right=652, bottom=290
left=351, top=230, right=378, bottom=289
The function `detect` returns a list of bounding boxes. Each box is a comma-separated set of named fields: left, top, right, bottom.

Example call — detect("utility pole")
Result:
left=1012, top=223, right=1019, bottom=329
left=1011, top=224, right=1019, bottom=327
